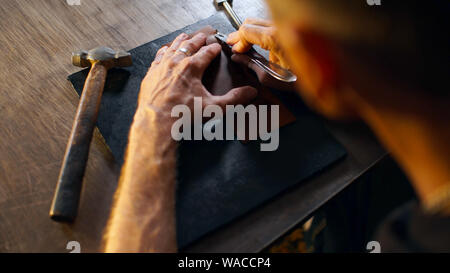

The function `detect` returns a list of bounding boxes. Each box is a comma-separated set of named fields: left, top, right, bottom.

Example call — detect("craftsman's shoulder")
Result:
left=375, top=201, right=450, bottom=253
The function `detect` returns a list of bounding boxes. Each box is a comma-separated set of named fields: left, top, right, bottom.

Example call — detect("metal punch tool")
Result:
left=214, top=32, right=297, bottom=83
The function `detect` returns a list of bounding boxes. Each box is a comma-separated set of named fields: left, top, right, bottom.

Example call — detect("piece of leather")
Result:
left=68, top=13, right=347, bottom=249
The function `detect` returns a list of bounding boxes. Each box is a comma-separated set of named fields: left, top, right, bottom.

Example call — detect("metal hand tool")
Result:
left=50, top=47, right=132, bottom=222
left=215, top=32, right=297, bottom=83
left=214, top=0, right=297, bottom=83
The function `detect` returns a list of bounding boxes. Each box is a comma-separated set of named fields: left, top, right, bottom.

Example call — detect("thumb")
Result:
left=213, top=86, right=258, bottom=109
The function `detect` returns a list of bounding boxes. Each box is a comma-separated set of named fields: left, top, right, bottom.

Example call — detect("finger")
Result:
left=188, top=43, right=221, bottom=76
left=169, top=33, right=189, bottom=50
left=226, top=31, right=240, bottom=45
left=227, top=19, right=273, bottom=45
left=243, top=18, right=273, bottom=27
left=165, top=33, right=189, bottom=58
left=172, top=32, right=207, bottom=62
left=212, top=86, right=258, bottom=109
left=232, top=24, right=275, bottom=53
left=153, top=46, right=168, bottom=65
left=232, top=41, right=252, bottom=54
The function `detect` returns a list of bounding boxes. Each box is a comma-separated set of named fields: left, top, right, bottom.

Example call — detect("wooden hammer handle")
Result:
left=50, top=62, right=107, bottom=222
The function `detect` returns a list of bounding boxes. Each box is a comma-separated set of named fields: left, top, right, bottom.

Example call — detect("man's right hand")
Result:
left=227, top=18, right=290, bottom=69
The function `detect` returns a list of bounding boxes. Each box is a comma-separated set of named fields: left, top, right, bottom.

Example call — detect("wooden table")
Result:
left=0, top=0, right=385, bottom=252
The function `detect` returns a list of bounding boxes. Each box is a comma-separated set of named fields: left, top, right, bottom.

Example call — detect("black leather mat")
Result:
left=68, top=13, right=346, bottom=249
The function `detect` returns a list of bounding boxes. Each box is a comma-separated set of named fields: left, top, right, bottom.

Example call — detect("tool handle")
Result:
left=248, top=50, right=298, bottom=83
left=50, top=62, right=107, bottom=222
left=223, top=2, right=242, bottom=28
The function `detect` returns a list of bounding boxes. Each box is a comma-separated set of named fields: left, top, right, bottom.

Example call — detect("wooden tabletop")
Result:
left=0, top=0, right=385, bottom=253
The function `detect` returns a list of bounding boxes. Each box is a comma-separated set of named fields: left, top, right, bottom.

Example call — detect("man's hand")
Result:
left=227, top=18, right=290, bottom=69
left=226, top=18, right=295, bottom=91
left=104, top=33, right=257, bottom=253
left=139, top=32, right=257, bottom=119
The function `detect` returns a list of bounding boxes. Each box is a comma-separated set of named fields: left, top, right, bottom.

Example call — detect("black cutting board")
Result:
left=68, top=13, right=346, bottom=249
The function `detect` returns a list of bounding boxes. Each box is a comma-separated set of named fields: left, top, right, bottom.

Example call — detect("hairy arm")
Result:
left=104, top=107, right=178, bottom=252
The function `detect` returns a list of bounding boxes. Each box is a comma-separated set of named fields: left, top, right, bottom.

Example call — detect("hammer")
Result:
left=50, top=47, right=132, bottom=222
left=214, top=0, right=242, bottom=28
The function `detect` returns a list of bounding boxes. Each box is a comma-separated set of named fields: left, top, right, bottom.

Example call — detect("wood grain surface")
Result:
left=0, top=0, right=384, bottom=253
left=0, top=0, right=267, bottom=253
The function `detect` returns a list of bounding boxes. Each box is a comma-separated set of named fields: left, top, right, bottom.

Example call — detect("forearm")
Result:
left=104, top=106, right=178, bottom=252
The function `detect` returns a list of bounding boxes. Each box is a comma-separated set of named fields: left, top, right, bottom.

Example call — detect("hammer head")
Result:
left=72, top=46, right=132, bottom=68
left=214, top=0, right=233, bottom=8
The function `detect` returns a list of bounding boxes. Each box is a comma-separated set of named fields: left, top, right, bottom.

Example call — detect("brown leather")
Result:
left=169, top=26, right=296, bottom=138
